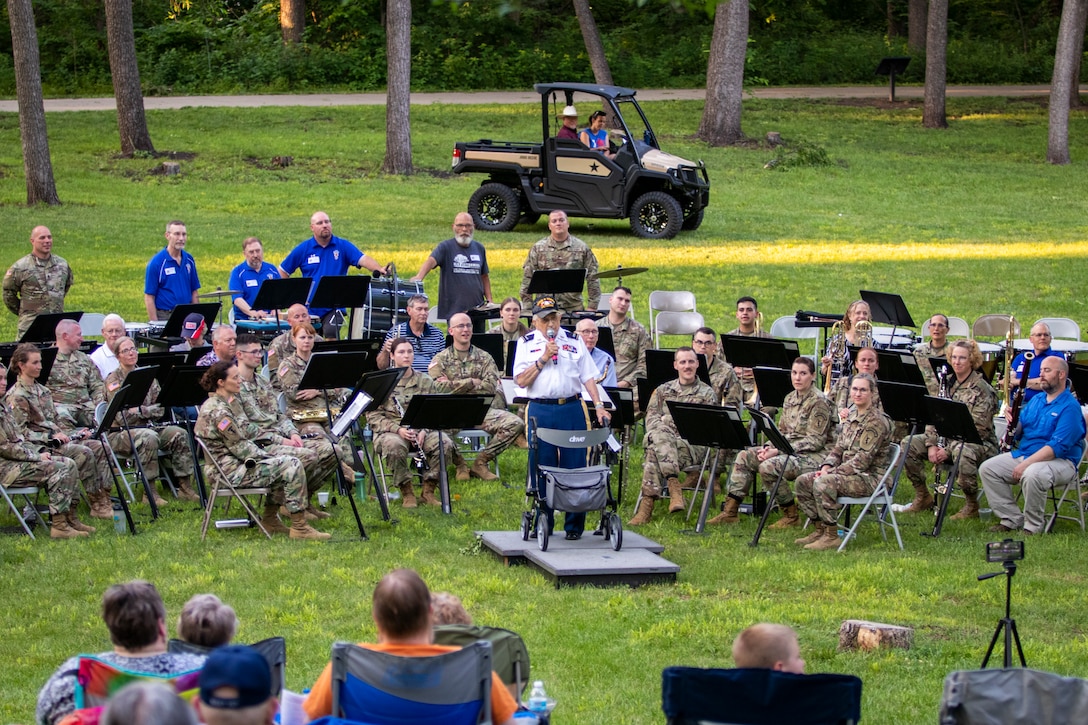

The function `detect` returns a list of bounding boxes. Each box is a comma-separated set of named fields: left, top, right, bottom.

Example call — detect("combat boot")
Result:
left=289, top=512, right=331, bottom=540
left=400, top=483, right=418, bottom=508
left=50, top=516, right=88, bottom=539
left=89, top=490, right=114, bottom=520
left=470, top=455, right=499, bottom=481
left=137, top=486, right=167, bottom=508
left=794, top=521, right=825, bottom=546
left=707, top=496, right=741, bottom=525
left=260, top=505, right=290, bottom=535
left=667, top=477, right=685, bottom=513
left=306, top=494, right=331, bottom=519
left=950, top=491, right=980, bottom=520
left=628, top=497, right=654, bottom=526
left=804, top=525, right=841, bottom=551
left=681, top=470, right=701, bottom=491
left=420, top=481, right=441, bottom=506
left=769, top=502, right=801, bottom=529
left=455, top=461, right=470, bottom=482
left=904, top=483, right=935, bottom=514
left=281, top=504, right=317, bottom=521
left=515, top=433, right=529, bottom=449
left=175, top=477, right=201, bottom=502
left=66, top=510, right=95, bottom=534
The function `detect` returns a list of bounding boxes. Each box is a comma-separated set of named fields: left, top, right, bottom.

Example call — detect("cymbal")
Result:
left=597, top=266, right=649, bottom=280
left=198, top=289, right=242, bottom=299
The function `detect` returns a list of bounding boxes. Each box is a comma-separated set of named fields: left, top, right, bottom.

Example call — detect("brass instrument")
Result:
left=754, top=312, right=763, bottom=336
left=1000, top=315, right=1018, bottom=413
left=999, top=351, right=1034, bottom=453
left=824, top=320, right=847, bottom=395
left=933, top=365, right=950, bottom=495
left=854, top=320, right=874, bottom=348
left=290, top=407, right=341, bottom=424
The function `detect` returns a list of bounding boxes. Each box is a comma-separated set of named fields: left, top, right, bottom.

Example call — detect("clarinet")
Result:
left=393, top=394, right=428, bottom=475
left=933, top=365, right=950, bottom=495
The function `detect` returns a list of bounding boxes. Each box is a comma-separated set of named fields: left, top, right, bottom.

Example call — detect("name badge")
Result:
left=307, top=255, right=320, bottom=265
left=164, top=267, right=176, bottom=276
left=245, top=279, right=258, bottom=287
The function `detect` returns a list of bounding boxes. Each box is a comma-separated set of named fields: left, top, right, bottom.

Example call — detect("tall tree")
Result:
left=1062, top=0, right=1088, bottom=108
left=908, top=0, right=927, bottom=52
left=1047, top=0, right=1088, bottom=163
left=922, top=0, right=948, bottom=129
left=7, top=0, right=59, bottom=205
left=696, top=0, right=748, bottom=146
left=104, top=0, right=155, bottom=155
left=381, top=0, right=412, bottom=175
left=280, top=0, right=304, bottom=44
left=573, top=0, right=613, bottom=85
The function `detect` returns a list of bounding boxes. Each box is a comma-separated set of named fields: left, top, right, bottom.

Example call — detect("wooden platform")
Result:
left=478, top=530, right=679, bottom=588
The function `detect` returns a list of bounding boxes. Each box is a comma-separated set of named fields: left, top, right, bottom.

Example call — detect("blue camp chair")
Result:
left=329, top=640, right=493, bottom=725
left=661, top=666, right=863, bottom=725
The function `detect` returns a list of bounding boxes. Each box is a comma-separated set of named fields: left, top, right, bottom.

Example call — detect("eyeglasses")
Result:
left=449, top=323, right=472, bottom=330
left=692, top=339, right=715, bottom=346
left=238, top=348, right=263, bottom=356
left=1031, top=332, right=1052, bottom=338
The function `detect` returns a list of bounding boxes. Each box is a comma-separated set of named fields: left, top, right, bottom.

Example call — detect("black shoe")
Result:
left=565, top=532, right=582, bottom=540
left=988, top=523, right=1020, bottom=533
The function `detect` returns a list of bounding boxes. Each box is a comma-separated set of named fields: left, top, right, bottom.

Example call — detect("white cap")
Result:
left=559, top=106, right=578, bottom=118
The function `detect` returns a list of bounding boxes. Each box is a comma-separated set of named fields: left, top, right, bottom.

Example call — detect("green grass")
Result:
left=2, top=96, right=1088, bottom=723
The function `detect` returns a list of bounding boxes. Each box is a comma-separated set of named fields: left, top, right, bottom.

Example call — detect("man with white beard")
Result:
left=411, top=212, right=493, bottom=322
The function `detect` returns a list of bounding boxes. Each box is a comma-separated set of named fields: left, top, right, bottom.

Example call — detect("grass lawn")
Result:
left=1, top=95, right=1088, bottom=724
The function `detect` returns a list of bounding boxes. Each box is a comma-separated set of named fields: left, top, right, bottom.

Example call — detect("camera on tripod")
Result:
left=978, top=537, right=1026, bottom=668
left=985, top=538, right=1024, bottom=564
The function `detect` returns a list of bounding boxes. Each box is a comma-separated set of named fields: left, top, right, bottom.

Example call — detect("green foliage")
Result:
left=763, top=138, right=835, bottom=171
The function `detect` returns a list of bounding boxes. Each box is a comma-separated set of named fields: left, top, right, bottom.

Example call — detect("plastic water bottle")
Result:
left=528, top=680, right=551, bottom=717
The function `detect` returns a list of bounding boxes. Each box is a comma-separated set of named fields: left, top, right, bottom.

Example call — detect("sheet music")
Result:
left=332, top=392, right=373, bottom=439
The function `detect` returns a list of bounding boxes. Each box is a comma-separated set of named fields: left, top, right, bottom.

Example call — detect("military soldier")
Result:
left=724, top=296, right=772, bottom=400
left=596, top=286, right=649, bottom=392
left=0, top=363, right=86, bottom=538
left=689, top=326, right=743, bottom=493
left=195, top=361, right=329, bottom=540
left=5, top=344, right=115, bottom=520
left=368, top=338, right=457, bottom=508
left=901, top=339, right=998, bottom=518
left=429, top=313, right=524, bottom=481
left=628, top=347, right=719, bottom=525
left=267, top=304, right=320, bottom=391
left=794, top=373, right=894, bottom=551
left=711, top=357, right=834, bottom=527
left=913, top=314, right=954, bottom=395
left=47, top=319, right=105, bottom=428
left=3, top=226, right=73, bottom=339
left=103, top=336, right=199, bottom=503
left=519, top=210, right=600, bottom=313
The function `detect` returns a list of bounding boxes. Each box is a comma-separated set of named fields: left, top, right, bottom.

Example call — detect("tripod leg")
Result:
left=1009, top=618, right=1027, bottom=667
left=981, top=620, right=1004, bottom=668
left=694, top=452, right=721, bottom=534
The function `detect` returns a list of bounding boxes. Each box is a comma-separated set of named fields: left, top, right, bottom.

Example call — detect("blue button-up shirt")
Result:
left=1015, top=386, right=1086, bottom=463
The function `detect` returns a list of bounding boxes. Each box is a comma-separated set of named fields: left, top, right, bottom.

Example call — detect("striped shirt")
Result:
left=382, top=322, right=446, bottom=373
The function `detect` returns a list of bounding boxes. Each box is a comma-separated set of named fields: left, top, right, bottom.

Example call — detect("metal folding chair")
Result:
left=0, top=484, right=45, bottom=538
left=835, top=443, right=903, bottom=552
left=196, top=438, right=272, bottom=540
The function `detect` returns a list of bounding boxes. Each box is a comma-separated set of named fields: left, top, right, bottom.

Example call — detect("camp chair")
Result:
left=661, top=666, right=862, bottom=725
left=940, top=668, right=1088, bottom=725
left=167, top=636, right=287, bottom=697
left=434, top=624, right=531, bottom=700
left=329, top=640, right=493, bottom=725
left=72, top=654, right=201, bottom=709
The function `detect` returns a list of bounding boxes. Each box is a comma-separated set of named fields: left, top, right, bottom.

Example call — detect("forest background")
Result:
left=0, top=0, right=1078, bottom=97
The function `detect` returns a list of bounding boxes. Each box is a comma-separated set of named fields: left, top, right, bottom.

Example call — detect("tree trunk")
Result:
left=838, top=620, right=914, bottom=651
left=104, top=0, right=154, bottom=155
left=887, top=1, right=903, bottom=38
left=573, top=0, right=613, bottom=85
left=1064, top=0, right=1088, bottom=109
left=1048, top=0, right=1087, bottom=163
left=280, top=0, right=305, bottom=44
left=922, top=0, right=948, bottom=129
left=696, top=0, right=748, bottom=146
left=908, top=0, right=927, bottom=52
left=7, top=0, right=59, bottom=205
left=381, top=0, right=412, bottom=175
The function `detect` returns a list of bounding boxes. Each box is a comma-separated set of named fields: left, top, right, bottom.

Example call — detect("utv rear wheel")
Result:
left=469, top=183, right=521, bottom=232
left=630, top=191, right=683, bottom=240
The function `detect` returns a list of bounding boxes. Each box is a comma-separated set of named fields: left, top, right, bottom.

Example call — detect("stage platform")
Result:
left=478, top=530, right=679, bottom=588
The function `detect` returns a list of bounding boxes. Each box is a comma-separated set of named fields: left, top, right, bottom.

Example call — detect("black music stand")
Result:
left=309, top=275, right=371, bottom=340
left=527, top=269, right=586, bottom=312
left=873, top=349, right=927, bottom=387
left=720, top=335, right=799, bottom=371
left=466, top=304, right=501, bottom=334
left=90, top=385, right=147, bottom=530
left=603, top=386, right=636, bottom=506
left=340, top=367, right=405, bottom=523
left=746, top=408, right=798, bottom=547
left=1068, top=363, right=1088, bottom=404
left=314, top=336, right=385, bottom=375
left=184, top=346, right=211, bottom=365
left=441, top=333, right=505, bottom=373
left=6, top=347, right=60, bottom=390
left=137, top=352, right=187, bottom=385
left=924, top=395, right=984, bottom=538
left=751, top=367, right=794, bottom=410
left=157, top=365, right=211, bottom=506
left=399, top=394, right=493, bottom=515
left=100, top=366, right=164, bottom=523
left=860, top=289, right=916, bottom=348
left=161, top=303, right=221, bottom=339
left=666, top=401, right=750, bottom=535
left=877, top=379, right=931, bottom=527
left=250, top=277, right=313, bottom=320
left=19, top=311, right=83, bottom=343
left=297, top=350, right=372, bottom=539
left=504, top=340, right=518, bottom=377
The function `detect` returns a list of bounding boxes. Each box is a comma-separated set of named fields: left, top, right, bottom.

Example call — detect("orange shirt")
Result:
left=303, top=642, right=518, bottom=724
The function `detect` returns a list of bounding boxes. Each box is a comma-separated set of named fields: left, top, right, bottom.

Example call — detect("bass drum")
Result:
left=350, top=278, right=425, bottom=338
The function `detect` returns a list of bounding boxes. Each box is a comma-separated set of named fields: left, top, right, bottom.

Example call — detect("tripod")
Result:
left=978, top=560, right=1027, bottom=668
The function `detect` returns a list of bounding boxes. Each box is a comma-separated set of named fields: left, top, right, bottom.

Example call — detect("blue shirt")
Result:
left=1015, top=386, right=1086, bottom=463
left=229, top=260, right=280, bottom=311
left=144, top=248, right=200, bottom=312
left=589, top=346, right=618, bottom=388
left=278, top=235, right=366, bottom=317
left=1012, top=349, right=1064, bottom=401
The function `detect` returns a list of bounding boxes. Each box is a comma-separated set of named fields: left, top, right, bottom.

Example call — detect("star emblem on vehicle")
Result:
left=589, top=162, right=599, bottom=173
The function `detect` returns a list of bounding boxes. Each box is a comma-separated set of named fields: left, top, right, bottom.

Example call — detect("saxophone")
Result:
left=933, top=365, right=950, bottom=495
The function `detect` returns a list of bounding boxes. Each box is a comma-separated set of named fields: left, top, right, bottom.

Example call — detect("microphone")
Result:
left=547, top=328, right=558, bottom=365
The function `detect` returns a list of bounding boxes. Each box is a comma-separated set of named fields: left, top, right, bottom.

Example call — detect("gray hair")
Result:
left=103, top=313, right=126, bottom=328
left=101, top=682, right=197, bottom=725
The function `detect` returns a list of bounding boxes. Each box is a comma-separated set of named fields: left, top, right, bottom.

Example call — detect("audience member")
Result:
left=196, top=645, right=278, bottom=725
left=90, top=313, right=127, bottom=378
left=556, top=106, right=579, bottom=140
left=36, top=580, right=206, bottom=725
left=100, top=682, right=198, bottom=725
left=177, top=594, right=238, bottom=649
left=732, top=623, right=806, bottom=674
left=145, top=220, right=200, bottom=322
left=3, top=225, right=73, bottom=339
left=431, top=592, right=473, bottom=626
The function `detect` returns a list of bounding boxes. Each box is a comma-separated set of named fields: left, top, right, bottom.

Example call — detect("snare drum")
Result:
left=352, top=278, right=425, bottom=337
left=125, top=322, right=150, bottom=338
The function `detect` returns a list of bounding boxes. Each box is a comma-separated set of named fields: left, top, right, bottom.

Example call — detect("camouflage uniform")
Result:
left=833, top=374, right=884, bottom=414
left=367, top=371, right=456, bottom=489
left=48, top=350, right=104, bottom=429
left=4, top=379, right=112, bottom=495
left=2, top=252, right=73, bottom=338
left=727, top=386, right=834, bottom=504
left=195, top=393, right=308, bottom=512
left=276, top=351, right=354, bottom=471
left=267, top=330, right=322, bottom=391
left=237, top=373, right=338, bottom=491
left=640, top=378, right=718, bottom=498
left=795, top=405, right=894, bottom=525
left=103, top=370, right=195, bottom=480
left=519, top=235, right=600, bottom=313
left=706, top=355, right=744, bottom=410
left=429, top=345, right=524, bottom=460
left=912, top=340, right=950, bottom=395
left=0, top=398, right=79, bottom=514
left=596, top=315, right=649, bottom=388
left=902, top=369, right=997, bottom=496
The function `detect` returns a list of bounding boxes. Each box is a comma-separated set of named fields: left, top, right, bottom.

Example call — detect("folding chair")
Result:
left=661, top=666, right=862, bottom=725
left=0, top=483, right=46, bottom=538
left=654, top=311, right=705, bottom=348
left=329, top=640, right=493, bottom=725
left=1045, top=446, right=1087, bottom=533
left=1034, top=316, right=1081, bottom=340
left=971, top=314, right=1019, bottom=339
left=196, top=438, right=272, bottom=540
left=455, top=430, right=500, bottom=478
left=434, top=624, right=531, bottom=701
left=769, top=314, right=821, bottom=362
left=648, top=290, right=696, bottom=341
left=168, top=636, right=287, bottom=697
left=80, top=313, right=106, bottom=339
left=940, top=668, right=1088, bottom=725
left=835, top=443, right=903, bottom=552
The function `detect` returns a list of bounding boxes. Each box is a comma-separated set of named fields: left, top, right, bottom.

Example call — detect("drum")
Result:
left=871, top=326, right=917, bottom=351
left=351, top=278, right=425, bottom=337
left=125, top=322, right=150, bottom=338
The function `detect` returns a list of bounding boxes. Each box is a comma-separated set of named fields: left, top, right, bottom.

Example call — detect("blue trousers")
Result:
left=528, top=398, right=589, bottom=536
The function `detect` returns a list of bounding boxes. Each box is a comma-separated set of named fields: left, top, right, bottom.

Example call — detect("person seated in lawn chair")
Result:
left=732, top=623, right=806, bottom=674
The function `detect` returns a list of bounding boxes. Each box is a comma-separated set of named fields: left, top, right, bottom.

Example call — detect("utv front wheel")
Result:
left=630, top=191, right=683, bottom=240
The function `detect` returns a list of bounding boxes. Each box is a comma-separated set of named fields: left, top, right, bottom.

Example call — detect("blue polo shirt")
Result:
left=279, top=235, right=366, bottom=317
left=230, top=260, right=280, bottom=311
left=1014, top=386, right=1086, bottom=462
left=1011, top=349, right=1065, bottom=401
left=144, top=247, right=200, bottom=313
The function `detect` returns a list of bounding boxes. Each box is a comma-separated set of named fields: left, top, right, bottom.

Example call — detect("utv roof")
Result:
left=533, top=83, right=638, bottom=100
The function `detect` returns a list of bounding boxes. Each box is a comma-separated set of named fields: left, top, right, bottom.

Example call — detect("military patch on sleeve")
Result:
left=279, top=364, right=290, bottom=378
left=217, top=418, right=232, bottom=432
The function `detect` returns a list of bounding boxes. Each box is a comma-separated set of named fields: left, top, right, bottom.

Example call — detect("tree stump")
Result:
left=838, top=620, right=913, bottom=652
left=161, top=162, right=180, bottom=176
left=766, top=131, right=783, bottom=146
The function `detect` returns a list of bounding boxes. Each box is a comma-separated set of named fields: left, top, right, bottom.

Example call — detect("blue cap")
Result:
left=199, top=645, right=271, bottom=709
